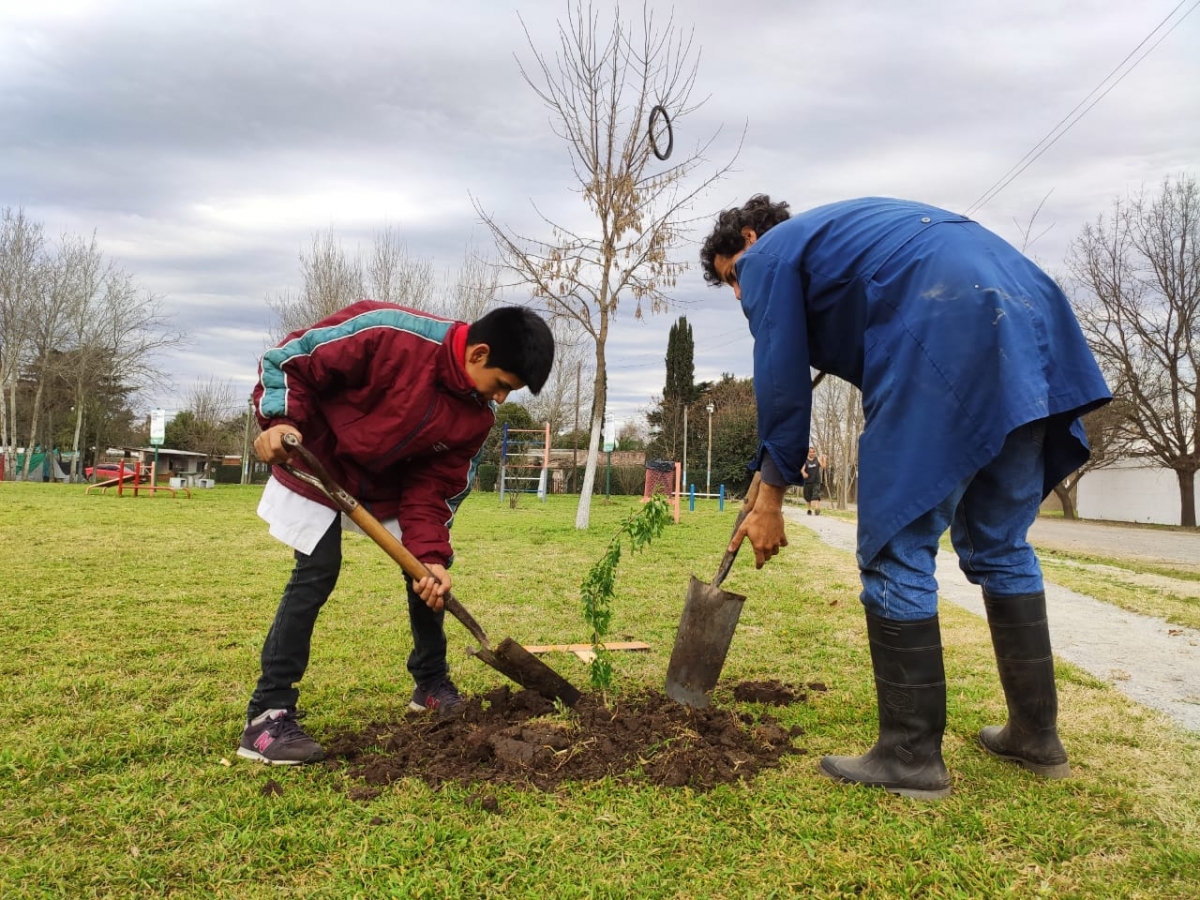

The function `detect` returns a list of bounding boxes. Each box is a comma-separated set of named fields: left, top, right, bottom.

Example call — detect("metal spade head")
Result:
left=664, top=575, right=747, bottom=708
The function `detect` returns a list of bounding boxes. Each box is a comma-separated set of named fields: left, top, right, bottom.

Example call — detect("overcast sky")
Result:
left=2, top=0, right=1197, bottom=434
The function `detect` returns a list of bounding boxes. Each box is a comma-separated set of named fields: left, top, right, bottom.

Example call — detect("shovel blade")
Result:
left=470, top=638, right=582, bottom=707
left=664, top=575, right=747, bottom=708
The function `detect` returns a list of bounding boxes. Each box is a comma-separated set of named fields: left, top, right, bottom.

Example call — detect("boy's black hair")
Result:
left=699, top=194, right=792, bottom=285
left=466, top=306, right=555, bottom=394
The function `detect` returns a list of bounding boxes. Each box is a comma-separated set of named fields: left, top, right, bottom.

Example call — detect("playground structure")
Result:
left=499, top=423, right=550, bottom=502
left=643, top=459, right=682, bottom=524
left=85, top=458, right=192, bottom=499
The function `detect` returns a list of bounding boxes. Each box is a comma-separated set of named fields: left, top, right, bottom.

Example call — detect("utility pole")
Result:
left=682, top=404, right=688, bottom=490
left=706, top=402, right=714, bottom=496
left=604, top=413, right=615, bottom=501
left=241, top=396, right=253, bottom=484
left=572, top=361, right=580, bottom=494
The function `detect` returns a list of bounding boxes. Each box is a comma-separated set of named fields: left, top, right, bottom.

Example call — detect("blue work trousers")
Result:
left=859, top=421, right=1047, bottom=621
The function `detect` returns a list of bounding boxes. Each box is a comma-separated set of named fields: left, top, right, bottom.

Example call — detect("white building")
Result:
left=1076, top=457, right=1188, bottom=526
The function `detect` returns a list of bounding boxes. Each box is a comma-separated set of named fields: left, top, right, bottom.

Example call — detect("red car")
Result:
left=86, top=463, right=150, bottom=484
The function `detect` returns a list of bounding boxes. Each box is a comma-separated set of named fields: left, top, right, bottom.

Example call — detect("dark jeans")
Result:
left=247, top=517, right=449, bottom=719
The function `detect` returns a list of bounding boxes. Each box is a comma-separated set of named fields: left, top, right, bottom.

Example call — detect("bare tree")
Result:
left=474, top=1, right=739, bottom=528
left=86, top=269, right=184, bottom=467
left=53, top=233, right=108, bottom=480
left=524, top=322, right=592, bottom=436
left=1051, top=400, right=1131, bottom=519
left=19, top=232, right=84, bottom=478
left=439, top=242, right=499, bottom=324
left=267, top=227, right=439, bottom=340
left=267, top=228, right=364, bottom=340
left=367, top=225, right=436, bottom=308
left=183, top=377, right=242, bottom=475
left=810, top=375, right=862, bottom=510
left=0, top=208, right=43, bottom=479
left=1067, top=175, right=1199, bottom=526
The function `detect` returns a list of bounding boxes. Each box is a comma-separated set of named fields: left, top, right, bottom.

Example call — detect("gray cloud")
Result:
left=2, top=0, right=1197, bottom=429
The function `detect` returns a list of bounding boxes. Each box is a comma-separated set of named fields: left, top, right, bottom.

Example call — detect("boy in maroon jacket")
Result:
left=237, top=302, right=554, bottom=765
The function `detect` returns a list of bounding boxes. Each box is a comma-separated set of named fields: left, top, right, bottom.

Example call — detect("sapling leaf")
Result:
left=579, top=494, right=671, bottom=691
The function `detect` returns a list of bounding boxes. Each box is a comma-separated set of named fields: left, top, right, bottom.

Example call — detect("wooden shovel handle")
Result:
left=711, top=372, right=824, bottom=587
left=280, top=434, right=491, bottom=648
left=712, top=472, right=761, bottom=588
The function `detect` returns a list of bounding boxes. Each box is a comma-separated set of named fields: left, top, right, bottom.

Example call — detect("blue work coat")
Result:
left=735, top=197, right=1111, bottom=565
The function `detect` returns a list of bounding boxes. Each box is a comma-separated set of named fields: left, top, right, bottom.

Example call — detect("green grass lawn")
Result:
left=2, top=483, right=1199, bottom=899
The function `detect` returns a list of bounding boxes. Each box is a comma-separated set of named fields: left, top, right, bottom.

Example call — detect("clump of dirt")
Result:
left=260, top=779, right=284, bottom=797
left=732, top=679, right=829, bottom=705
left=324, top=683, right=812, bottom=795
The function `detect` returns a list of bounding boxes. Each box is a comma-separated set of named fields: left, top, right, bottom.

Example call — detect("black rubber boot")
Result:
left=979, top=591, right=1070, bottom=778
left=819, top=613, right=952, bottom=800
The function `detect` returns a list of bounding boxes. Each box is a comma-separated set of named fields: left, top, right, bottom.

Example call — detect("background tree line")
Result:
left=0, top=207, right=182, bottom=480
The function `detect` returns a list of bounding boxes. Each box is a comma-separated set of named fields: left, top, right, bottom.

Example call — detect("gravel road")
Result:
left=786, top=510, right=1200, bottom=732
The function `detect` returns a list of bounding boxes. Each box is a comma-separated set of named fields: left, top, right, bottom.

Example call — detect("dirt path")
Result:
left=787, top=510, right=1200, bottom=733
left=1027, top=516, right=1200, bottom=573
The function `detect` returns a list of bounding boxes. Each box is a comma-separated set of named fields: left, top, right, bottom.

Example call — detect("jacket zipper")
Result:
left=378, top=400, right=438, bottom=468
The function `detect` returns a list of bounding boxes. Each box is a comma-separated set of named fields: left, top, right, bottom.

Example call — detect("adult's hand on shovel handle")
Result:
left=729, top=481, right=790, bottom=569
left=255, top=423, right=302, bottom=464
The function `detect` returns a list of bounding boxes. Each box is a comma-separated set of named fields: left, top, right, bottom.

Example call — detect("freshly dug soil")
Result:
left=324, top=681, right=815, bottom=797
left=732, top=678, right=827, bottom=705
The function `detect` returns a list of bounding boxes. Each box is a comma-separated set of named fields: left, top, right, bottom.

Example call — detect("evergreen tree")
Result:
left=648, top=316, right=697, bottom=460
left=664, top=316, right=696, bottom=410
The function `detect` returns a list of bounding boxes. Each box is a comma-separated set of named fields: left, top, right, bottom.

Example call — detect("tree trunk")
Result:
left=70, top=397, right=85, bottom=482
left=1177, top=468, right=1197, bottom=528
left=1052, top=482, right=1078, bottom=520
left=20, top=377, right=45, bottom=480
left=574, top=342, right=607, bottom=528
left=574, top=407, right=604, bottom=529
left=0, top=382, right=10, bottom=481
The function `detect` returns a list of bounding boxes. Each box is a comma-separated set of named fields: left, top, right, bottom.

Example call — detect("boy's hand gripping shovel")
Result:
left=280, top=433, right=581, bottom=707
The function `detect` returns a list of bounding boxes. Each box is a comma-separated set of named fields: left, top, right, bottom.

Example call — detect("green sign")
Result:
left=150, top=408, right=165, bottom=447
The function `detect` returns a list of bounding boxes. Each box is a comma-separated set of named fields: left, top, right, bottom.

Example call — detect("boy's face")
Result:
left=464, top=344, right=525, bottom=404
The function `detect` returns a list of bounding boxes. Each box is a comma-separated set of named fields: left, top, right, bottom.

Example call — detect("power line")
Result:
left=965, top=0, right=1198, bottom=217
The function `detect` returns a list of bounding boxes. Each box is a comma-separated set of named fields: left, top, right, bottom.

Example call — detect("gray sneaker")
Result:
left=409, top=677, right=463, bottom=716
left=237, top=709, right=324, bottom=765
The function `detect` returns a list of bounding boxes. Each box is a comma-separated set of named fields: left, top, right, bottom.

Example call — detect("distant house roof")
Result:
left=121, top=446, right=210, bottom=457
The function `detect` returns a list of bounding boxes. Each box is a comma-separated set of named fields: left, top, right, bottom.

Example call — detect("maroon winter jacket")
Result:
left=252, top=300, right=495, bottom=567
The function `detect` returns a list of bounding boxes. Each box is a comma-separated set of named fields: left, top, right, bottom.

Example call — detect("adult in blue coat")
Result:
left=701, top=196, right=1110, bottom=799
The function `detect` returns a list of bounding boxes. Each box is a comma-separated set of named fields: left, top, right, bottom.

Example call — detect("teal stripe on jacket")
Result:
left=259, top=307, right=453, bottom=419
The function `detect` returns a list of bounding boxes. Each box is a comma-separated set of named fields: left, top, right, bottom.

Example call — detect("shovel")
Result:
left=664, top=472, right=762, bottom=708
left=665, top=372, right=826, bottom=707
left=279, top=433, right=581, bottom=707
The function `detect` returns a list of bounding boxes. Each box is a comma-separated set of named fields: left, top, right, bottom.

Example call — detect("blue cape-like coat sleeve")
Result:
left=738, top=250, right=811, bottom=485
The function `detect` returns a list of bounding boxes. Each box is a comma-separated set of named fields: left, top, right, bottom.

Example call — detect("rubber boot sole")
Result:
left=978, top=729, right=1070, bottom=778
left=818, top=757, right=952, bottom=801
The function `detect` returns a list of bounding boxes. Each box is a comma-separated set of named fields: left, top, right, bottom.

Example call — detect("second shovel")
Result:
left=664, top=473, right=761, bottom=708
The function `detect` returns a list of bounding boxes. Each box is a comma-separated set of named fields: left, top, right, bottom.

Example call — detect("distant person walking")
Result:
left=802, top=447, right=824, bottom=515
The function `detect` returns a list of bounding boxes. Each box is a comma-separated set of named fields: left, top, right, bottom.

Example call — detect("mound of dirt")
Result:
left=324, top=682, right=814, bottom=797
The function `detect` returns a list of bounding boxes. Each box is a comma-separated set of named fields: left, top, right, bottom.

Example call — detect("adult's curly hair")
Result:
left=699, top=195, right=792, bottom=285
